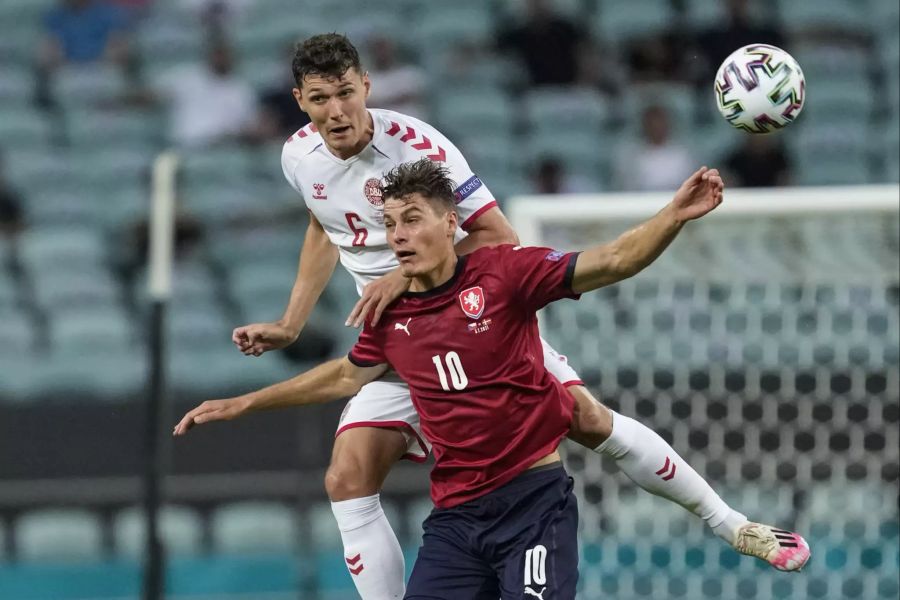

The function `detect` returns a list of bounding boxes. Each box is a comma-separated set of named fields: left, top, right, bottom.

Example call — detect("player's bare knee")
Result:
left=324, top=460, right=377, bottom=501
left=567, top=386, right=613, bottom=448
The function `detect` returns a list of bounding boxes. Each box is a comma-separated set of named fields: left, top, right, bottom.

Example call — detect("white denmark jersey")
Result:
left=281, top=109, right=497, bottom=293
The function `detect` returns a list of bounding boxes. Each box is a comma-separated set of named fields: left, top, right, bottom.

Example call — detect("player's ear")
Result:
left=362, top=71, right=371, bottom=99
left=292, top=87, right=307, bottom=113
left=446, top=209, right=458, bottom=238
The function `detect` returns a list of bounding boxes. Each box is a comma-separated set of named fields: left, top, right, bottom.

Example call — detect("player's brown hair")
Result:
left=292, top=33, right=363, bottom=87
left=382, top=159, right=457, bottom=215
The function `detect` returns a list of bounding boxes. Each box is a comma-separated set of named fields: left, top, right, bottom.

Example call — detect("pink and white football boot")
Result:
left=733, top=522, right=811, bottom=571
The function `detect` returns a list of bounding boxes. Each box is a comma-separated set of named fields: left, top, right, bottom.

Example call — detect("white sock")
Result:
left=596, top=411, right=748, bottom=543
left=331, top=494, right=406, bottom=599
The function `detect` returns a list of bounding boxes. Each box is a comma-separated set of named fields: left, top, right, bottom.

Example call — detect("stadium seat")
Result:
left=594, top=0, right=674, bottom=43
left=229, top=261, right=296, bottom=301
left=523, top=86, right=612, bottom=135
left=69, top=147, right=154, bottom=190
left=18, top=226, right=107, bottom=270
left=113, top=505, right=204, bottom=558
left=682, top=0, right=731, bottom=29
left=137, top=20, right=204, bottom=75
left=523, top=131, right=609, bottom=179
left=16, top=509, right=104, bottom=561
left=3, top=150, right=75, bottom=195
left=207, top=225, right=303, bottom=267
left=53, top=65, right=128, bottom=108
left=412, top=5, right=494, bottom=52
left=181, top=145, right=256, bottom=188
left=66, top=109, right=163, bottom=150
left=621, top=83, right=699, bottom=135
left=168, top=345, right=299, bottom=397
left=48, top=305, right=134, bottom=354
left=0, top=16, right=41, bottom=63
left=180, top=182, right=288, bottom=224
left=0, top=268, right=18, bottom=308
left=795, top=155, right=872, bottom=186
left=165, top=302, right=233, bottom=351
left=30, top=267, right=121, bottom=311
left=133, top=261, right=221, bottom=309
left=0, top=107, right=52, bottom=151
left=801, top=80, right=874, bottom=123
left=211, top=502, right=299, bottom=554
left=776, top=0, right=870, bottom=36
left=434, top=87, right=515, bottom=141
left=0, top=0, right=55, bottom=21
left=31, top=348, right=147, bottom=401
left=0, top=308, right=37, bottom=357
left=791, top=42, right=870, bottom=85
left=0, top=66, right=34, bottom=107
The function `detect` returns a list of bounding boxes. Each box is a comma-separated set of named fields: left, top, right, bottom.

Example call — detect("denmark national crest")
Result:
left=458, top=286, right=485, bottom=320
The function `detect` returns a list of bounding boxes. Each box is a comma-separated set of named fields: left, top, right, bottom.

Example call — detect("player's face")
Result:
left=384, top=194, right=458, bottom=278
left=294, top=68, right=372, bottom=159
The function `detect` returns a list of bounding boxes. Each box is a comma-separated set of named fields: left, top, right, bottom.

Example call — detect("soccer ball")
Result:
left=714, top=44, right=806, bottom=134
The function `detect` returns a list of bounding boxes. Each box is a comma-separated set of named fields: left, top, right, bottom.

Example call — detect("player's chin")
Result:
left=398, top=263, right=419, bottom=277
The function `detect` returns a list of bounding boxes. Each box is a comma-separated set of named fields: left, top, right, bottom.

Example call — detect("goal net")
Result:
left=508, top=185, right=899, bottom=600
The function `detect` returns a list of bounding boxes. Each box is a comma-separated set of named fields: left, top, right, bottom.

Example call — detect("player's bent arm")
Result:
left=571, top=166, right=724, bottom=294
left=454, top=206, right=519, bottom=255
left=571, top=204, right=684, bottom=293
left=281, top=213, right=340, bottom=334
left=173, top=358, right=388, bottom=435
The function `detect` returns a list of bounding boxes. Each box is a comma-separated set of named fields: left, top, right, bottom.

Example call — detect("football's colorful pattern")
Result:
left=715, top=44, right=806, bottom=134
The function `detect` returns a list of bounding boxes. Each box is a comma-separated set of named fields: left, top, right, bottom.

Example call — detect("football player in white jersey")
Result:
left=231, top=34, right=806, bottom=598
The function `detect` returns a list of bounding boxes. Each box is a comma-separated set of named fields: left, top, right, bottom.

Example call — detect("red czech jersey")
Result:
left=349, top=244, right=581, bottom=508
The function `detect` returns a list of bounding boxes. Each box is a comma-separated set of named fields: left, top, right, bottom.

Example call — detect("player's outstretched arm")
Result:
left=233, top=214, right=339, bottom=356
left=572, top=166, right=724, bottom=294
left=173, top=357, right=388, bottom=435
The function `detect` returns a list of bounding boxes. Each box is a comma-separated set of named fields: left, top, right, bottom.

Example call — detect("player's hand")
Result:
left=173, top=397, right=251, bottom=436
left=671, top=166, right=725, bottom=222
left=232, top=321, right=299, bottom=357
left=346, top=268, right=411, bottom=328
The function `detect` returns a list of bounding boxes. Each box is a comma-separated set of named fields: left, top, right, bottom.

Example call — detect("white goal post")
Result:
left=507, top=184, right=900, bottom=250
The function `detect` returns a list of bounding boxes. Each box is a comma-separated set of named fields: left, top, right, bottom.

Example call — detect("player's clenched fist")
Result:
left=232, top=321, right=299, bottom=357
left=173, top=397, right=251, bottom=436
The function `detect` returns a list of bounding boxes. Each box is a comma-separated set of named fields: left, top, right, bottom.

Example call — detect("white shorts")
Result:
left=335, top=337, right=583, bottom=461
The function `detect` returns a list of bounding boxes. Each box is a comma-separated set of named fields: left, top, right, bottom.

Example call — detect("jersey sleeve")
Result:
left=348, top=323, right=388, bottom=367
left=280, top=142, right=307, bottom=205
left=499, top=245, right=581, bottom=312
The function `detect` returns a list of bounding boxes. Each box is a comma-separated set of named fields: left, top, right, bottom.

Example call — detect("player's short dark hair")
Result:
left=383, top=159, right=457, bottom=215
left=292, top=33, right=362, bottom=87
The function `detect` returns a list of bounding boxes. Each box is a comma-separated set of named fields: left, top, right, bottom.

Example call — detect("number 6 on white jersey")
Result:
left=431, top=351, right=468, bottom=391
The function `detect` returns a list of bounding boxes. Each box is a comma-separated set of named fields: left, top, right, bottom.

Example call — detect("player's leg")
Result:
left=564, top=385, right=745, bottom=538
left=326, top=376, right=431, bottom=600
left=542, top=340, right=810, bottom=570
left=404, top=508, right=500, bottom=600
left=493, top=464, right=579, bottom=600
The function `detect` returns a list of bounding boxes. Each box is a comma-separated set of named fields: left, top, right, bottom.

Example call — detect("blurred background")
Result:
left=0, top=0, right=897, bottom=599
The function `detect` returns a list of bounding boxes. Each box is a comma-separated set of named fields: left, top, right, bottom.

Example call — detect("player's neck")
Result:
left=409, top=254, right=459, bottom=293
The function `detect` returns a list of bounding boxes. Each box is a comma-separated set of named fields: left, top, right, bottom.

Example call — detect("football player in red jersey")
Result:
left=176, top=160, right=810, bottom=597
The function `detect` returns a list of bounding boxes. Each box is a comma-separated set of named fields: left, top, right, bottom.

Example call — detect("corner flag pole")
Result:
left=143, top=151, right=179, bottom=600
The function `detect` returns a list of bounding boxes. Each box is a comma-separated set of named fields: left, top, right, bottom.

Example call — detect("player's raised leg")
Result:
left=542, top=341, right=810, bottom=571
left=326, top=426, right=409, bottom=599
